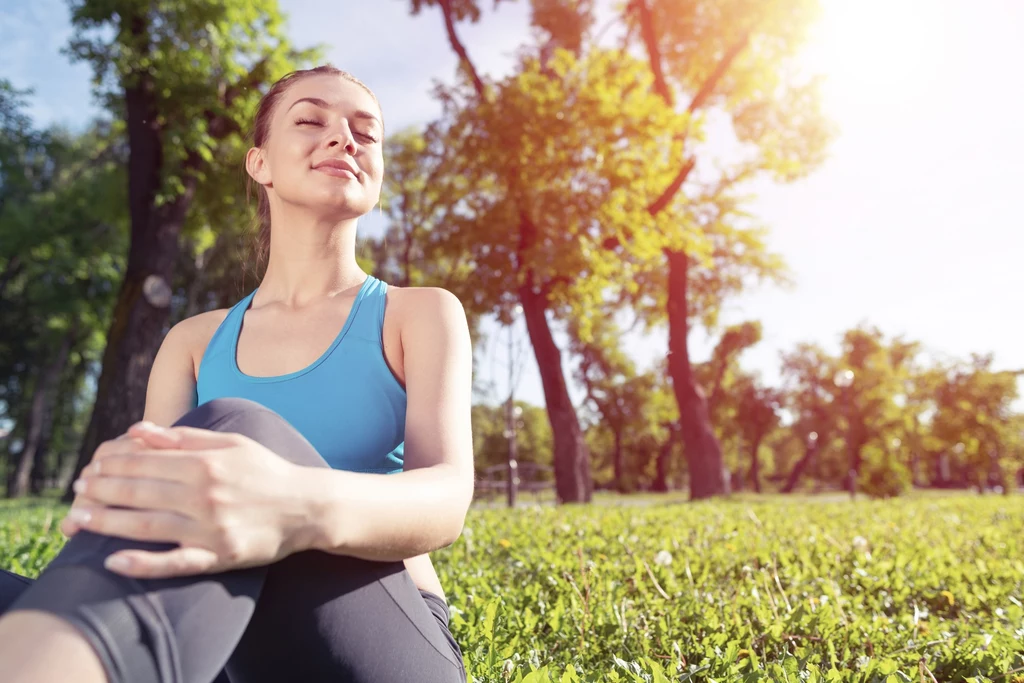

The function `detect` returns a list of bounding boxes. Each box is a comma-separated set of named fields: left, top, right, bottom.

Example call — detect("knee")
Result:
left=176, top=398, right=327, bottom=469
left=202, top=397, right=272, bottom=418
left=176, top=397, right=280, bottom=431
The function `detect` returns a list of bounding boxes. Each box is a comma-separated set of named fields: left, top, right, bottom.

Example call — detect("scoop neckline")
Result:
left=230, top=276, right=375, bottom=384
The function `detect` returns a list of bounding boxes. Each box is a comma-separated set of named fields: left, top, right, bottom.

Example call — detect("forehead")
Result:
left=277, top=74, right=382, bottom=124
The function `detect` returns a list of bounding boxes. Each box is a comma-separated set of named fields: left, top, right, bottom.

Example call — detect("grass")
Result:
left=2, top=493, right=1022, bottom=682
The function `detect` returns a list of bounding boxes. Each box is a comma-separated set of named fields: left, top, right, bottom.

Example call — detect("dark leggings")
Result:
left=0, top=397, right=466, bottom=683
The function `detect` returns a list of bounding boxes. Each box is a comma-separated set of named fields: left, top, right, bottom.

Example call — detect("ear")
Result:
left=245, top=147, right=272, bottom=186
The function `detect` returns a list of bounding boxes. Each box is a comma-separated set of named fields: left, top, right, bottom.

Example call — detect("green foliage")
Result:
left=472, top=401, right=554, bottom=472
left=924, top=354, right=1022, bottom=488
left=4, top=494, right=1023, bottom=681
left=857, top=446, right=912, bottom=499
left=0, top=85, right=127, bottom=480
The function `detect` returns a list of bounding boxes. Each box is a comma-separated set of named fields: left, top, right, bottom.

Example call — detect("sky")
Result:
left=2, top=0, right=1022, bottom=410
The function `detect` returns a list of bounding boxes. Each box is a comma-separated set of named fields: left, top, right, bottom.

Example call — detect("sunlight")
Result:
left=801, top=0, right=954, bottom=115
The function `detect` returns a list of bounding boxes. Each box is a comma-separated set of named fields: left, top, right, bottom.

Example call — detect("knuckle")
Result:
left=221, top=539, right=245, bottom=563
left=196, top=489, right=221, bottom=518
left=193, top=454, right=222, bottom=482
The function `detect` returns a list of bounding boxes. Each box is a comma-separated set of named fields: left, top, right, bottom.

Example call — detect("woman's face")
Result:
left=251, top=74, right=384, bottom=220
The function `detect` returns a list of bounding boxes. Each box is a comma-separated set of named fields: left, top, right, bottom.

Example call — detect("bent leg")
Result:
left=4, top=397, right=465, bottom=683
left=4, top=398, right=325, bottom=683
left=0, top=569, right=32, bottom=615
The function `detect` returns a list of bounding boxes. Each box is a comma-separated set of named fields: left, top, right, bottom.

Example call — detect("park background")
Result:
left=1, top=0, right=1023, bottom=680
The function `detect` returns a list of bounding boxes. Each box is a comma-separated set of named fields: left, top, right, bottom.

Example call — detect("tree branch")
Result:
left=630, top=0, right=751, bottom=220
left=438, top=0, right=486, bottom=98
left=687, top=33, right=750, bottom=115
left=633, top=0, right=672, bottom=107
left=206, top=57, right=272, bottom=141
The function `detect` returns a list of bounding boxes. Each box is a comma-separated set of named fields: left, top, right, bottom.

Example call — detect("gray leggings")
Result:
left=0, top=397, right=466, bottom=683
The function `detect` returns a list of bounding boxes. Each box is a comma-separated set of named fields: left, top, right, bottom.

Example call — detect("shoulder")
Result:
left=165, top=307, right=233, bottom=371
left=387, top=286, right=466, bottom=322
left=386, top=286, right=469, bottom=343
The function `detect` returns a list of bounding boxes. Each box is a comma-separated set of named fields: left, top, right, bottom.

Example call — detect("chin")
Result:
left=311, top=189, right=374, bottom=220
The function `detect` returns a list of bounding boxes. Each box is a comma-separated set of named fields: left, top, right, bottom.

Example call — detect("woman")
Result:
left=0, top=66, right=474, bottom=683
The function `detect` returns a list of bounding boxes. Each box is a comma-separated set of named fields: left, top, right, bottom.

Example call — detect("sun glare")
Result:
left=801, top=0, right=954, bottom=115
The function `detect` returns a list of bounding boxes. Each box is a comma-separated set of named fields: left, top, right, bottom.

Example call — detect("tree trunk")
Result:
left=782, top=435, right=823, bottom=494
left=612, top=427, right=625, bottom=493
left=665, top=249, right=728, bottom=500
left=0, top=255, right=23, bottom=303
left=9, top=326, right=75, bottom=497
left=652, top=433, right=673, bottom=492
left=517, top=277, right=591, bottom=504
left=64, top=44, right=198, bottom=501
left=29, top=419, right=51, bottom=495
left=748, top=433, right=764, bottom=493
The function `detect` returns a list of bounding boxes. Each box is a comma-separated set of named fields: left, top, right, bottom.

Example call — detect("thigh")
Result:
left=226, top=551, right=466, bottom=683
left=0, top=568, right=33, bottom=615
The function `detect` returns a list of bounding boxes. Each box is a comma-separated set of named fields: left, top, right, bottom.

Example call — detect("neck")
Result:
left=257, top=206, right=367, bottom=308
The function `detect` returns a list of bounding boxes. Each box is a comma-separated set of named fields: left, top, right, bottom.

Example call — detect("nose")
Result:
left=326, top=123, right=357, bottom=155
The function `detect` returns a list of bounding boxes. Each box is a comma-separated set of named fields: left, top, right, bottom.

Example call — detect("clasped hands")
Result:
left=61, top=422, right=313, bottom=579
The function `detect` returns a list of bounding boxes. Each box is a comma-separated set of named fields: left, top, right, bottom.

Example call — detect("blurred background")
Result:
left=2, top=0, right=1022, bottom=504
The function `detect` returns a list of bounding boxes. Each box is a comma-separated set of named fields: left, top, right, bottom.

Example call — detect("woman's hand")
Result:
left=62, top=422, right=314, bottom=579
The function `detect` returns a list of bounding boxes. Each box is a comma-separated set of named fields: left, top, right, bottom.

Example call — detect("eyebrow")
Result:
left=286, top=97, right=382, bottom=129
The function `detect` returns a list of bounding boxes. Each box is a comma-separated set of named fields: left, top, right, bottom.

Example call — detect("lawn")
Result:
left=2, top=493, right=1022, bottom=682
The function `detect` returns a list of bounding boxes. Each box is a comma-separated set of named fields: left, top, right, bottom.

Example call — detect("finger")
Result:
left=60, top=494, right=103, bottom=537
left=104, top=547, right=221, bottom=579
left=164, top=425, right=244, bottom=450
left=60, top=515, right=80, bottom=538
left=71, top=506, right=195, bottom=546
left=92, top=435, right=148, bottom=462
left=88, top=450, right=213, bottom=484
left=74, top=475, right=197, bottom=517
left=127, top=422, right=189, bottom=449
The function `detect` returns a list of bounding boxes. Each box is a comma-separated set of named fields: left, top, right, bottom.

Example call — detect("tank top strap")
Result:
left=344, top=275, right=387, bottom=348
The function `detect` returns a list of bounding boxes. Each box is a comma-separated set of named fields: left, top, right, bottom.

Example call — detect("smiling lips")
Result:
left=313, top=158, right=360, bottom=180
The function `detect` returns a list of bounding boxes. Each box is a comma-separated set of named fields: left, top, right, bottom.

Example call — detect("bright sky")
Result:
left=2, top=0, right=1021, bottom=410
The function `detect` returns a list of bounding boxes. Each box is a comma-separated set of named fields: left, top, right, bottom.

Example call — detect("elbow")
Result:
left=445, top=508, right=470, bottom=547
left=441, top=472, right=473, bottom=547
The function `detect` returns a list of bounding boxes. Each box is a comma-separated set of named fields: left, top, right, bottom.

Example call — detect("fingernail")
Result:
left=73, top=479, right=87, bottom=494
left=105, top=556, right=130, bottom=571
left=136, top=421, right=163, bottom=432
left=69, top=508, right=91, bottom=524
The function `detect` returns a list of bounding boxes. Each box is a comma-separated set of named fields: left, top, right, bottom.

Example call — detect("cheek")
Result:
left=267, top=136, right=314, bottom=174
left=367, top=152, right=385, bottom=184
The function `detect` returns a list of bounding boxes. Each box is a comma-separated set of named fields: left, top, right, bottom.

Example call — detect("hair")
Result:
left=245, top=65, right=383, bottom=270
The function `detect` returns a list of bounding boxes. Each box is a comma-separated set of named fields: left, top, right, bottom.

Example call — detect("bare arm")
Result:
left=297, top=288, right=475, bottom=561
left=60, top=316, right=206, bottom=538
left=142, top=319, right=203, bottom=427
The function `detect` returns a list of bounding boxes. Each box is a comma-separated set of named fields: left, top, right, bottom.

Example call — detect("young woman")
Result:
left=0, top=66, right=474, bottom=683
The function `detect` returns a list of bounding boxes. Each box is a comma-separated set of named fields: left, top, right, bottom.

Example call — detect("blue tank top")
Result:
left=196, top=275, right=406, bottom=474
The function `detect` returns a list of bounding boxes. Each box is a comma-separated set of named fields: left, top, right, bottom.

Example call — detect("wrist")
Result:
left=284, top=465, right=350, bottom=555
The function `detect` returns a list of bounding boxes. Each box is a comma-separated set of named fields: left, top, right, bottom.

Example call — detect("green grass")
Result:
left=3, top=494, right=1023, bottom=682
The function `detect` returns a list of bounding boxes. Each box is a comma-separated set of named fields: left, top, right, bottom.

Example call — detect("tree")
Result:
left=1, top=83, right=127, bottom=496
left=471, top=401, right=553, bottom=472
left=926, top=354, right=1022, bottom=490
left=778, top=342, right=842, bottom=493
left=778, top=326, right=924, bottom=495
left=616, top=0, right=832, bottom=499
left=571, top=316, right=676, bottom=492
left=732, top=376, right=781, bottom=492
left=405, top=1, right=681, bottom=503
left=63, top=0, right=313, bottom=498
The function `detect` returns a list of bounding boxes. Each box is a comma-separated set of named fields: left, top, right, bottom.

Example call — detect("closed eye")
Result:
left=295, top=118, right=323, bottom=126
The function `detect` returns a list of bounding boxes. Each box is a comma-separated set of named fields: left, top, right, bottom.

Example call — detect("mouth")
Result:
left=313, top=159, right=360, bottom=180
